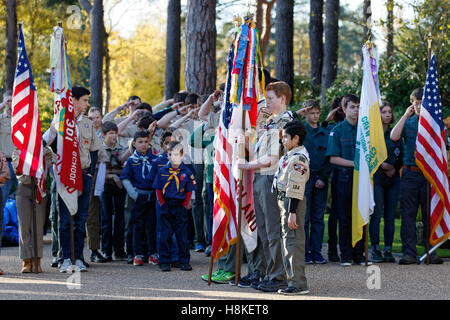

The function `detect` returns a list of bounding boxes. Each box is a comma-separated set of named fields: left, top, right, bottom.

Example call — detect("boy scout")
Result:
left=272, top=120, right=310, bottom=295
left=326, top=94, right=366, bottom=266
left=239, top=81, right=294, bottom=292
left=390, top=88, right=443, bottom=265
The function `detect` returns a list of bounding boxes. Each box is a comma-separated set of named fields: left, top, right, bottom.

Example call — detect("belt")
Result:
left=402, top=165, right=421, bottom=173
left=136, top=189, right=152, bottom=195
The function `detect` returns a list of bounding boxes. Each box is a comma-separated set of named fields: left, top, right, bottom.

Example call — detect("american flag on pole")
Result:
left=11, top=23, right=46, bottom=203
left=212, top=40, right=238, bottom=262
left=415, top=52, right=450, bottom=246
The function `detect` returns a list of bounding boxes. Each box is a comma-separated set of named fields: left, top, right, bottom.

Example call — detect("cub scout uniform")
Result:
left=272, top=145, right=310, bottom=290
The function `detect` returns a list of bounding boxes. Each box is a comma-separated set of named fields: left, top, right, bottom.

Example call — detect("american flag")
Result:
left=212, top=40, right=238, bottom=262
left=11, top=24, right=46, bottom=202
left=415, top=52, right=450, bottom=245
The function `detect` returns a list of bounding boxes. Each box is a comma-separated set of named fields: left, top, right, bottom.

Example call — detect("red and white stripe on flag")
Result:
left=11, top=24, right=45, bottom=202
left=415, top=52, right=450, bottom=245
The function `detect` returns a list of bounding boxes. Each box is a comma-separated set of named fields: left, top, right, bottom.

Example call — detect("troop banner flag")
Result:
left=352, top=45, right=387, bottom=247
left=49, top=26, right=82, bottom=215
left=415, top=52, right=450, bottom=245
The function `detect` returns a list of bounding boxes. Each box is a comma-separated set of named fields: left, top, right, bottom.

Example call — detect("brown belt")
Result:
left=402, top=165, right=421, bottom=173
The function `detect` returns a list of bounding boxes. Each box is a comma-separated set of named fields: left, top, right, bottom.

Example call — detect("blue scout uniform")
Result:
left=152, top=163, right=196, bottom=266
left=120, top=150, right=157, bottom=257
left=326, top=118, right=365, bottom=264
left=370, top=127, right=402, bottom=256
left=303, top=123, right=331, bottom=262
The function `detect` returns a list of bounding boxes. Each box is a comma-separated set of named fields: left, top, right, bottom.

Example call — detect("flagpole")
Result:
left=31, top=177, right=39, bottom=273
left=425, top=33, right=432, bottom=266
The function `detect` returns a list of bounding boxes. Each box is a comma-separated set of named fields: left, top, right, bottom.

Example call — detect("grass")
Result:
left=323, top=214, right=450, bottom=258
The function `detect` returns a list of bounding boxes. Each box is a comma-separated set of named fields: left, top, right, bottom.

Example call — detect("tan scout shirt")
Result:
left=254, top=110, right=294, bottom=175
left=78, top=115, right=103, bottom=169
left=273, top=145, right=310, bottom=200
left=12, top=147, right=56, bottom=185
left=0, top=113, right=15, bottom=158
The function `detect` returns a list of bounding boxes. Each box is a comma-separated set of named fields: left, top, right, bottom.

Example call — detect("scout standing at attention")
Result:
left=272, top=120, right=310, bottom=295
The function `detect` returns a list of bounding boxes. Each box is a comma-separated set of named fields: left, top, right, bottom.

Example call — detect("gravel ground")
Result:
left=0, top=242, right=448, bottom=300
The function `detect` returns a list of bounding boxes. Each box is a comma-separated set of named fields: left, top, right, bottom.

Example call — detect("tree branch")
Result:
left=79, top=0, right=93, bottom=13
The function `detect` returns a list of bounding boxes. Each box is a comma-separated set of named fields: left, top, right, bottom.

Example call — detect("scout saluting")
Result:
left=272, top=120, right=310, bottom=295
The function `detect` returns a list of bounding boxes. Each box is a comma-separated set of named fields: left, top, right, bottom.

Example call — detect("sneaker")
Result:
left=133, top=255, right=144, bottom=266
left=148, top=254, right=159, bottom=265
left=0, top=267, right=3, bottom=275
left=238, top=272, right=261, bottom=288
left=398, top=255, right=417, bottom=265
left=258, top=279, right=288, bottom=293
left=211, top=271, right=235, bottom=284
left=251, top=279, right=269, bottom=290
left=340, top=259, right=352, bottom=267
left=305, top=252, right=314, bottom=264
left=59, top=259, right=73, bottom=273
left=278, top=286, right=309, bottom=295
left=201, top=269, right=223, bottom=282
left=127, top=254, right=134, bottom=264
left=194, top=243, right=205, bottom=252
left=75, top=259, right=88, bottom=272
left=312, top=252, right=327, bottom=264
left=181, top=264, right=192, bottom=271
left=370, top=250, right=384, bottom=263
left=383, top=250, right=395, bottom=263
left=160, top=264, right=171, bottom=272
left=204, top=245, right=212, bottom=257
left=51, top=257, right=59, bottom=268
left=90, top=250, right=107, bottom=263
left=328, top=252, right=340, bottom=262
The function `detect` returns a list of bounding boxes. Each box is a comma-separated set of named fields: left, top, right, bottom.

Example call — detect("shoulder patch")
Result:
left=294, top=163, right=308, bottom=175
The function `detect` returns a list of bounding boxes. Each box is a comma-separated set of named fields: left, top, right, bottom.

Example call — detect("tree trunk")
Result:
left=320, top=0, right=339, bottom=105
left=104, top=29, right=110, bottom=114
left=275, top=0, right=294, bottom=102
left=5, top=0, right=17, bottom=91
left=260, top=0, right=276, bottom=63
left=89, top=0, right=104, bottom=109
left=256, top=0, right=263, bottom=34
left=185, top=0, right=216, bottom=95
left=165, top=0, right=181, bottom=100
left=363, top=0, right=372, bottom=43
left=386, top=0, right=394, bottom=59
left=309, top=0, right=323, bottom=86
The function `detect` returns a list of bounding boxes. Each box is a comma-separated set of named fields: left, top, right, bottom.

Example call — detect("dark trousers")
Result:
left=58, top=173, right=92, bottom=260
left=328, top=169, right=339, bottom=255
left=400, top=168, right=429, bottom=257
left=334, top=168, right=364, bottom=261
left=131, top=192, right=156, bottom=256
left=156, top=201, right=179, bottom=262
left=370, top=172, right=400, bottom=252
left=158, top=203, right=190, bottom=265
left=101, top=183, right=126, bottom=256
left=192, top=163, right=207, bottom=245
left=304, top=174, right=328, bottom=254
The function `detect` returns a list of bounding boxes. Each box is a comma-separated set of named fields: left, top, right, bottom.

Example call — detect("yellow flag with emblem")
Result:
left=352, top=45, right=387, bottom=247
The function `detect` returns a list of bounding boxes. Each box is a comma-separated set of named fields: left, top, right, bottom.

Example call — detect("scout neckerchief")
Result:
left=162, top=167, right=181, bottom=195
left=130, top=150, right=152, bottom=179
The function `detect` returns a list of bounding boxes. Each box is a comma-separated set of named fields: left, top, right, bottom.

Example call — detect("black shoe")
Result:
left=383, top=250, right=395, bottom=263
left=278, top=286, right=309, bottom=295
left=398, top=255, right=417, bottom=265
left=51, top=257, right=59, bottom=268
left=80, top=258, right=90, bottom=268
left=238, top=272, right=261, bottom=288
left=127, top=254, right=134, bottom=264
left=258, top=279, right=288, bottom=293
left=90, top=251, right=107, bottom=263
left=160, top=264, right=171, bottom=272
left=171, top=261, right=182, bottom=268
left=181, top=264, right=192, bottom=271
left=429, top=253, right=444, bottom=264
left=104, top=255, right=113, bottom=262
left=328, top=252, right=340, bottom=262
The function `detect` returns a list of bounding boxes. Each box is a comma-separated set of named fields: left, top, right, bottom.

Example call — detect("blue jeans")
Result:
left=101, top=183, right=126, bottom=256
left=158, top=203, right=190, bottom=265
left=400, top=168, right=429, bottom=257
left=131, top=192, right=156, bottom=256
left=304, top=174, right=328, bottom=255
left=156, top=201, right=179, bottom=262
left=58, top=173, right=92, bottom=260
left=334, top=168, right=364, bottom=261
left=1, top=161, right=17, bottom=207
left=370, top=171, right=400, bottom=252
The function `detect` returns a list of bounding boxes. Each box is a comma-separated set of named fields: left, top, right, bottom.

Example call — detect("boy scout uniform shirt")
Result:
left=255, top=110, right=294, bottom=175
left=0, top=113, right=15, bottom=158
left=120, top=150, right=156, bottom=190
left=304, top=123, right=331, bottom=183
left=272, top=145, right=310, bottom=201
left=78, top=115, right=103, bottom=170
left=152, top=163, right=196, bottom=201
left=12, top=146, right=55, bottom=184
left=148, top=152, right=169, bottom=185
left=381, top=127, right=403, bottom=172
left=326, top=118, right=357, bottom=167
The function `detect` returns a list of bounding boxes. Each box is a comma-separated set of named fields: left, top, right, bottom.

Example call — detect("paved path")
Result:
left=0, top=243, right=448, bottom=300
